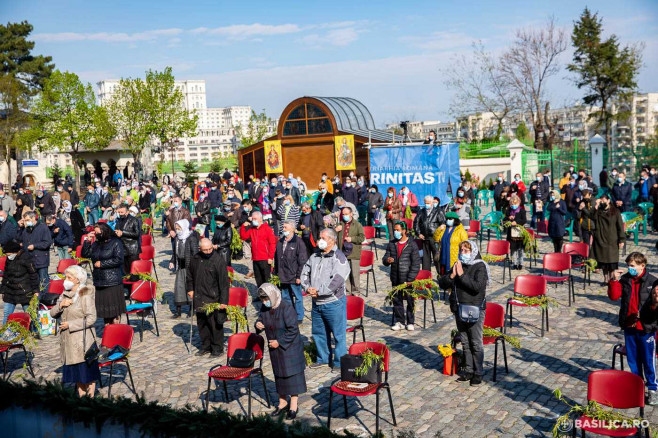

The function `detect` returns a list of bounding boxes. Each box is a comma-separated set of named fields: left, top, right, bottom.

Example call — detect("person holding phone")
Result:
left=580, top=195, right=625, bottom=283
left=610, top=252, right=658, bottom=404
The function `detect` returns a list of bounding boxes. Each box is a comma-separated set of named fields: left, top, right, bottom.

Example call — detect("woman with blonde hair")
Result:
left=50, top=265, right=100, bottom=397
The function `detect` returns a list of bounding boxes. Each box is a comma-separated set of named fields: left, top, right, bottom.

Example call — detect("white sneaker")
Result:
left=406, top=324, right=415, bottom=331
left=391, top=322, right=404, bottom=331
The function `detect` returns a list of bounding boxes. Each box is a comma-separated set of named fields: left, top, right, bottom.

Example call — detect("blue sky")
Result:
left=3, top=0, right=657, bottom=125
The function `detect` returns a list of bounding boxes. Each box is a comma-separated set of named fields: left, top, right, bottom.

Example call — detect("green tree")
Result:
left=0, top=21, right=55, bottom=97
left=105, top=77, right=151, bottom=163
left=24, top=70, right=116, bottom=189
left=235, top=109, right=272, bottom=149
left=515, top=121, right=529, bottom=140
left=144, top=67, right=197, bottom=166
left=181, top=160, right=199, bottom=184
left=568, top=7, right=643, bottom=151
left=0, top=75, right=31, bottom=185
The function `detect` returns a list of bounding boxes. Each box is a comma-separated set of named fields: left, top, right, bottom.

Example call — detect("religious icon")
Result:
left=264, top=140, right=283, bottom=173
left=334, top=135, right=355, bottom=170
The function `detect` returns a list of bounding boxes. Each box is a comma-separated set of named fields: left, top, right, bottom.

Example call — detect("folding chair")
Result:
left=346, top=295, right=366, bottom=344
left=228, top=287, right=249, bottom=333
left=542, top=253, right=575, bottom=306
left=56, top=258, right=78, bottom=274
left=362, top=226, right=378, bottom=259
left=139, top=245, right=158, bottom=281
left=125, top=280, right=159, bottom=342
left=98, top=324, right=137, bottom=399
left=1, top=313, right=35, bottom=378
left=486, top=240, right=511, bottom=283
left=563, top=242, right=590, bottom=290
left=360, top=250, right=378, bottom=297
left=505, top=275, right=548, bottom=337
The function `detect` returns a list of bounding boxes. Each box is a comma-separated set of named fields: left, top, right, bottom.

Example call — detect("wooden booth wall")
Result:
left=282, top=143, right=335, bottom=189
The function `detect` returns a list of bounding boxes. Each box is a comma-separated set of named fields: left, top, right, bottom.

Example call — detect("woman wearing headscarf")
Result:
left=504, top=194, right=527, bottom=270
left=438, top=240, right=490, bottom=386
left=81, top=222, right=125, bottom=325
left=433, top=211, right=468, bottom=275
left=255, top=283, right=306, bottom=420
left=59, top=199, right=73, bottom=225
left=169, top=218, right=199, bottom=318
left=50, top=265, right=100, bottom=397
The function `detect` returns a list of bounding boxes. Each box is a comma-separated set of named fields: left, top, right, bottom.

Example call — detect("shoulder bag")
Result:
left=82, top=300, right=100, bottom=366
left=228, top=348, right=256, bottom=368
left=453, top=281, right=482, bottom=324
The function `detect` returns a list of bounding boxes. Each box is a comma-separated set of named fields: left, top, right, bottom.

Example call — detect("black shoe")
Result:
left=270, top=405, right=289, bottom=417
left=456, top=373, right=473, bottom=382
left=171, top=313, right=181, bottom=319
left=210, top=350, right=224, bottom=358
left=470, top=375, right=483, bottom=386
left=309, top=362, right=328, bottom=369
left=286, top=410, right=297, bottom=420
left=195, top=350, right=210, bottom=357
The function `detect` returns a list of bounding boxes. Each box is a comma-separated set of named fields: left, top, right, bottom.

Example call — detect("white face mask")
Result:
left=63, top=279, right=75, bottom=291
left=7, top=254, right=17, bottom=260
left=282, top=230, right=291, bottom=237
left=317, top=239, right=328, bottom=250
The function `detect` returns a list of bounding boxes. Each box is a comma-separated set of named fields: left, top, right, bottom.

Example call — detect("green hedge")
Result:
left=0, top=379, right=355, bottom=438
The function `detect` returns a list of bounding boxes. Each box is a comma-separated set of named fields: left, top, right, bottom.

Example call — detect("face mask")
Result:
left=88, top=190, right=93, bottom=194
left=25, top=221, right=34, bottom=227
left=511, top=204, right=519, bottom=210
left=370, top=189, right=375, bottom=193
left=403, top=189, right=409, bottom=195
left=459, top=253, right=470, bottom=263
left=284, top=200, right=290, bottom=206
left=262, top=300, right=271, bottom=308
left=321, top=189, right=327, bottom=194
left=211, top=187, right=216, bottom=190
left=497, top=177, right=503, bottom=182
left=387, top=193, right=393, bottom=198
left=651, top=171, right=656, bottom=176
left=433, top=202, right=438, bottom=208
left=173, top=202, right=180, bottom=209
left=642, top=176, right=648, bottom=180
left=63, top=280, right=75, bottom=291
left=358, top=181, right=364, bottom=186
left=579, top=185, right=587, bottom=191
left=612, top=171, right=617, bottom=176
left=252, top=220, right=260, bottom=227
left=425, top=203, right=432, bottom=209
left=536, top=176, right=542, bottom=182
left=0, top=216, right=5, bottom=223
left=342, top=215, right=351, bottom=222
left=457, top=192, right=464, bottom=198
left=618, top=177, right=624, bottom=183
left=244, top=208, right=251, bottom=213
left=282, top=230, right=291, bottom=237
left=216, top=222, right=224, bottom=228
left=317, top=239, right=328, bottom=250
left=321, top=176, right=327, bottom=181
left=7, top=254, right=16, bottom=260
left=628, top=267, right=639, bottom=277
left=19, top=190, right=24, bottom=195
left=446, top=219, right=454, bottom=227
left=346, top=183, right=352, bottom=188
left=102, top=190, right=108, bottom=194
left=514, top=177, right=520, bottom=182
left=393, top=230, right=402, bottom=240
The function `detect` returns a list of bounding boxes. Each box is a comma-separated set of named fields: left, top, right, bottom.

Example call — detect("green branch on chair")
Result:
left=506, top=295, right=559, bottom=310
left=122, top=273, right=162, bottom=300
left=450, top=327, right=521, bottom=350
left=383, top=279, right=438, bottom=307
left=482, top=254, right=507, bottom=263
left=354, top=348, right=385, bottom=378
left=199, top=303, right=248, bottom=332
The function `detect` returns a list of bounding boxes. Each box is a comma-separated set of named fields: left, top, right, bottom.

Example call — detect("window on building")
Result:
left=282, top=102, right=332, bottom=136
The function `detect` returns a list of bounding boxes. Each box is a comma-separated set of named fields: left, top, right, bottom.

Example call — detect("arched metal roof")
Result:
left=307, top=96, right=376, bottom=132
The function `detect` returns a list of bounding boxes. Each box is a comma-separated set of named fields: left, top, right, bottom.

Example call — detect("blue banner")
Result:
left=369, top=143, right=461, bottom=205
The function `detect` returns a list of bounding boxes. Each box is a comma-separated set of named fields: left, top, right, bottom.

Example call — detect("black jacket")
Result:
left=36, top=193, right=56, bottom=217
left=383, top=238, right=421, bottom=286
left=186, top=250, right=229, bottom=312
left=316, top=192, right=334, bottom=215
left=413, top=206, right=444, bottom=238
left=342, top=186, right=359, bottom=207
left=529, top=180, right=550, bottom=204
left=139, top=191, right=151, bottom=212
left=195, top=198, right=211, bottom=225
left=67, top=189, right=80, bottom=207
left=256, top=299, right=305, bottom=378
left=439, top=260, right=488, bottom=311
left=0, top=220, right=18, bottom=247
left=503, top=206, right=527, bottom=241
left=297, top=210, right=324, bottom=246
left=18, top=222, right=52, bottom=269
left=0, top=250, right=38, bottom=305
left=211, top=224, right=233, bottom=265
left=99, top=192, right=113, bottom=209
left=274, top=234, right=309, bottom=284
left=207, top=189, right=222, bottom=209
left=286, top=186, right=301, bottom=206
left=70, top=210, right=86, bottom=247
left=171, top=231, right=200, bottom=269
left=366, top=191, right=384, bottom=212
left=620, top=271, right=658, bottom=332
left=50, top=218, right=74, bottom=248
left=115, top=215, right=141, bottom=258
left=82, top=237, right=125, bottom=287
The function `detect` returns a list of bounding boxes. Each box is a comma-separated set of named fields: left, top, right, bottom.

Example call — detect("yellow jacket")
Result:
left=433, top=224, right=469, bottom=269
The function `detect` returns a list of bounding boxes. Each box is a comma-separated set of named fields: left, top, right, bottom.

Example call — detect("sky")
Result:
left=3, top=0, right=657, bottom=126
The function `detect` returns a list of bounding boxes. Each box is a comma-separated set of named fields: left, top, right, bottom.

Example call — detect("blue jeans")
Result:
left=311, top=296, right=347, bottom=368
left=37, top=267, right=49, bottom=295
left=281, top=283, right=304, bottom=321
left=2, top=302, right=30, bottom=325
left=624, top=328, right=658, bottom=390
left=56, top=246, right=70, bottom=260
left=87, top=208, right=99, bottom=225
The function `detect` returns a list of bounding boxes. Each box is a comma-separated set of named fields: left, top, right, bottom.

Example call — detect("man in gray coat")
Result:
left=301, top=228, right=350, bottom=370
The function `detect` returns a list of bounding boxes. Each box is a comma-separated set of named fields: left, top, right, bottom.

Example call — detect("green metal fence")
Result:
left=606, top=144, right=658, bottom=178
left=521, top=146, right=592, bottom=186
left=459, top=139, right=534, bottom=159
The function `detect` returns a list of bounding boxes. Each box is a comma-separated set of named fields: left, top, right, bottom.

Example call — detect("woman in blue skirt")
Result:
left=50, top=265, right=101, bottom=396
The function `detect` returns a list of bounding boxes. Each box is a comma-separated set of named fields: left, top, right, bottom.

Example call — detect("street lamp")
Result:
left=169, top=139, right=182, bottom=178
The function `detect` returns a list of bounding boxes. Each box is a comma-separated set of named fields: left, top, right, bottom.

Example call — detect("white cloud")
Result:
left=300, top=28, right=360, bottom=47
left=33, top=28, right=183, bottom=43
left=401, top=31, right=475, bottom=51
left=190, top=23, right=303, bottom=39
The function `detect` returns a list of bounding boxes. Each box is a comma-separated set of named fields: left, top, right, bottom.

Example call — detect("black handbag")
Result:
left=340, top=354, right=382, bottom=384
left=40, top=293, right=60, bottom=307
left=453, top=283, right=482, bottom=324
left=228, top=348, right=256, bottom=368
left=82, top=318, right=100, bottom=366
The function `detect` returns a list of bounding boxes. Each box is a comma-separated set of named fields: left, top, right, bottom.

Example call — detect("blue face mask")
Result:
left=459, top=253, right=470, bottom=263
left=425, top=203, right=432, bottom=209
left=550, top=196, right=555, bottom=201
left=446, top=219, right=454, bottom=227
left=342, top=215, right=351, bottom=222
left=618, top=177, right=624, bottom=183
left=252, top=220, right=259, bottom=227
left=393, top=230, right=402, bottom=240
left=262, top=300, right=271, bottom=308
left=628, top=267, right=639, bottom=277
left=433, top=202, right=439, bottom=208
left=511, top=204, right=520, bottom=210
left=387, top=193, right=393, bottom=198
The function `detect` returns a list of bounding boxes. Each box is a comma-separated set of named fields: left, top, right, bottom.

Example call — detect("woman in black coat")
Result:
left=81, top=222, right=125, bottom=324
left=546, top=189, right=567, bottom=253
left=195, top=192, right=211, bottom=238
left=383, top=221, right=421, bottom=330
left=70, top=208, right=86, bottom=248
left=211, top=215, right=233, bottom=267
left=438, top=240, right=490, bottom=386
left=0, top=241, right=38, bottom=324
left=504, top=194, right=527, bottom=270
left=255, top=283, right=306, bottom=420
left=581, top=195, right=625, bottom=283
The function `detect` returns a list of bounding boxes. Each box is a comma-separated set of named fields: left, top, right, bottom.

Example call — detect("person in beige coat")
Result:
left=50, top=265, right=100, bottom=397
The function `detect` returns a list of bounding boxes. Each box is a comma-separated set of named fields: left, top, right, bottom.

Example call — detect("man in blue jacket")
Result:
left=45, top=214, right=74, bottom=261
left=0, top=210, right=17, bottom=248
left=207, top=183, right=222, bottom=209
left=18, top=210, right=53, bottom=294
left=636, top=170, right=654, bottom=204
left=611, top=172, right=633, bottom=212
left=84, top=184, right=100, bottom=225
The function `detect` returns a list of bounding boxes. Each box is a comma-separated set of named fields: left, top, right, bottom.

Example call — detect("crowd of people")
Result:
left=1, top=160, right=658, bottom=413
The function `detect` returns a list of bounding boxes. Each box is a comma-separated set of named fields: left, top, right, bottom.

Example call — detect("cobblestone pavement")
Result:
left=3, top=210, right=658, bottom=437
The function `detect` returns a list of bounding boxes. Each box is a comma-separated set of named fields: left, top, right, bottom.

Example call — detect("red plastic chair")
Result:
left=563, top=242, right=590, bottom=290
left=414, top=270, right=436, bottom=329
left=401, top=218, right=413, bottom=234
left=452, top=302, right=509, bottom=382
left=143, top=217, right=154, bottom=228
left=75, top=245, right=92, bottom=274
left=56, top=258, right=78, bottom=274
left=362, top=226, right=378, bottom=259
left=138, top=245, right=158, bottom=281
left=346, top=295, right=366, bottom=344
left=542, top=253, right=575, bottom=306
left=486, top=240, right=511, bottom=283
left=205, top=333, right=270, bottom=416
left=0, top=312, right=35, bottom=378
left=227, top=266, right=235, bottom=282
left=124, top=281, right=159, bottom=342
left=140, top=234, right=153, bottom=247
left=359, top=250, right=377, bottom=297
left=48, top=279, right=65, bottom=295
left=228, top=287, right=249, bottom=333
left=611, top=332, right=658, bottom=371
left=0, top=256, right=6, bottom=277
left=123, top=260, right=154, bottom=288
left=574, top=370, right=648, bottom=437
left=467, top=220, right=481, bottom=239
left=506, top=275, right=549, bottom=337
left=98, top=324, right=137, bottom=398
left=327, top=342, right=396, bottom=435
